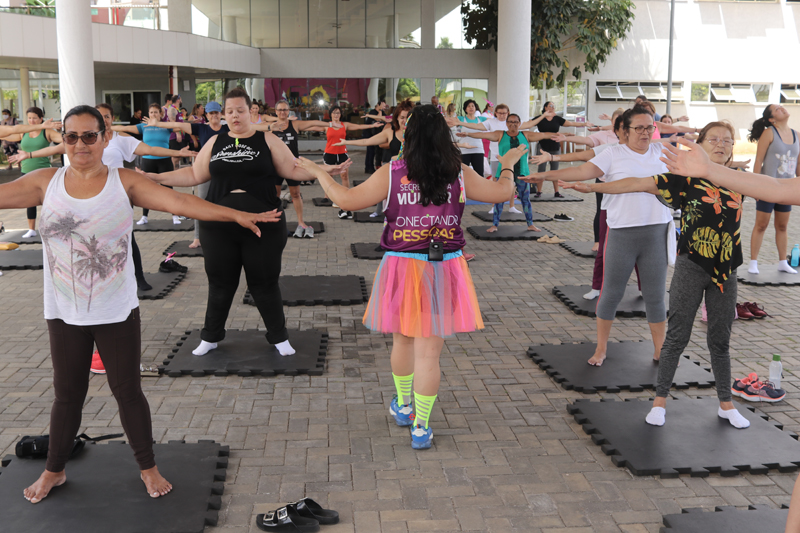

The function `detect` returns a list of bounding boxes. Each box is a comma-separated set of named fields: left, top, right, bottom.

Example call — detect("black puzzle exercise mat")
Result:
left=661, top=505, right=790, bottom=533
left=471, top=210, right=552, bottom=223
left=0, top=230, right=42, bottom=245
left=527, top=341, right=714, bottom=393
left=138, top=271, right=186, bottom=300
left=351, top=242, right=385, bottom=260
left=161, top=329, right=328, bottom=377
left=133, top=219, right=194, bottom=232
left=553, top=285, right=669, bottom=318
left=0, top=440, right=228, bottom=533
left=530, top=192, right=583, bottom=202
left=164, top=240, right=204, bottom=257
left=737, top=264, right=800, bottom=286
left=0, top=248, right=43, bottom=270
left=353, top=211, right=384, bottom=223
left=243, top=275, right=368, bottom=306
left=467, top=226, right=554, bottom=241
left=312, top=198, right=333, bottom=207
left=567, top=397, right=800, bottom=477
left=286, top=221, right=325, bottom=235
left=560, top=241, right=597, bottom=258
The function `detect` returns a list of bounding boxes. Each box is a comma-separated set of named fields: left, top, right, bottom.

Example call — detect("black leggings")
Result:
left=131, top=232, right=145, bottom=281
left=594, top=179, right=603, bottom=242
left=461, top=153, right=484, bottom=176
left=46, top=308, right=154, bottom=472
left=199, top=193, right=288, bottom=344
left=140, top=158, right=174, bottom=216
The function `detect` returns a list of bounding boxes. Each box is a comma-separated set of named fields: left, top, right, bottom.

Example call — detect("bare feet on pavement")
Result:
left=24, top=469, right=66, bottom=503
left=486, top=226, right=498, bottom=233
left=141, top=465, right=173, bottom=498
left=188, top=239, right=201, bottom=249
left=527, top=225, right=541, bottom=232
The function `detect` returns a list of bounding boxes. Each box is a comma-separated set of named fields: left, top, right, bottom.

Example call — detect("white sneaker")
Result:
left=136, top=216, right=148, bottom=225
left=509, top=207, right=522, bottom=214
left=172, top=215, right=181, bottom=225
left=583, top=289, right=600, bottom=300
left=488, top=207, right=494, bottom=214
left=369, top=212, right=379, bottom=218
left=22, top=229, right=37, bottom=239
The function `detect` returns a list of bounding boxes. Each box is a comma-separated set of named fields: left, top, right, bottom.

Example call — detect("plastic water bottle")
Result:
left=769, top=354, right=783, bottom=390
left=791, top=244, right=800, bottom=267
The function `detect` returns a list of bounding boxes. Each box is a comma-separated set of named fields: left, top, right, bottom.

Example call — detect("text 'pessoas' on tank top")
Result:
left=380, top=159, right=466, bottom=253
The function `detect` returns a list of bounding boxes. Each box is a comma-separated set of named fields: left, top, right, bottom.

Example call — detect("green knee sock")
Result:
left=413, top=392, right=437, bottom=429
left=392, top=373, right=413, bottom=407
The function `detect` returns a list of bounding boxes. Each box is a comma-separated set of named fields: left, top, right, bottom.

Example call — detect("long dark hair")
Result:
left=403, top=104, right=462, bottom=207
left=748, top=105, right=776, bottom=142
left=63, top=105, right=105, bottom=135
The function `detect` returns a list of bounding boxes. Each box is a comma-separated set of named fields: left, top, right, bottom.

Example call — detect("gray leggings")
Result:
left=596, top=223, right=668, bottom=322
left=656, top=255, right=736, bottom=401
left=193, top=180, right=211, bottom=240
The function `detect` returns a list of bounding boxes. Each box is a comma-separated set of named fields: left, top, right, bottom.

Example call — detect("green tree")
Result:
left=437, top=37, right=454, bottom=49
left=463, top=0, right=635, bottom=86
left=396, top=78, right=420, bottom=100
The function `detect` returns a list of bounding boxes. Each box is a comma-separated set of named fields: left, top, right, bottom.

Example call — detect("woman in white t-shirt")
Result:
left=526, top=105, right=672, bottom=366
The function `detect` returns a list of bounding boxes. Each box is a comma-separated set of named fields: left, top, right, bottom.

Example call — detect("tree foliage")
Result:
left=463, top=0, right=636, bottom=86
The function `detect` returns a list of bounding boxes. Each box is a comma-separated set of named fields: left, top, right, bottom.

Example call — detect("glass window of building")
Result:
left=191, top=0, right=221, bottom=40
left=251, top=0, right=279, bottom=47
left=395, top=0, right=421, bottom=48
left=338, top=0, right=366, bottom=48
left=280, top=0, right=309, bottom=47
left=221, top=0, right=250, bottom=45
left=367, top=0, right=394, bottom=48
left=435, top=0, right=473, bottom=49
left=309, top=0, right=337, bottom=48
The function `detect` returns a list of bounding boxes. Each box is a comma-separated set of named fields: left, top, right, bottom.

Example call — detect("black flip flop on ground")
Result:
left=256, top=505, right=319, bottom=532
left=160, top=329, right=329, bottom=377
left=527, top=341, right=714, bottom=394
left=0, top=441, right=228, bottom=533
left=567, top=397, right=800, bottom=477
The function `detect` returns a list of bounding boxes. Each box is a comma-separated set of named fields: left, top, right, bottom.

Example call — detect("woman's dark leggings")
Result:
left=140, top=158, right=174, bottom=216
left=199, top=194, right=288, bottom=345
left=45, top=308, right=155, bottom=473
left=131, top=232, right=145, bottom=282
left=593, top=180, right=603, bottom=242
left=461, top=153, right=484, bottom=176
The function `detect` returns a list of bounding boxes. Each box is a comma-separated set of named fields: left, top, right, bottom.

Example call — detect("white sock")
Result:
left=276, top=340, right=295, bottom=356
left=718, top=407, right=750, bottom=429
left=583, top=289, right=600, bottom=300
left=22, top=229, right=37, bottom=238
left=748, top=259, right=759, bottom=274
left=192, top=340, right=218, bottom=356
left=645, top=407, right=666, bottom=426
left=778, top=260, right=797, bottom=274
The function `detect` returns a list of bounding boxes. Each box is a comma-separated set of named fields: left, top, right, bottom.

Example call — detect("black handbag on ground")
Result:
left=15, top=432, right=124, bottom=459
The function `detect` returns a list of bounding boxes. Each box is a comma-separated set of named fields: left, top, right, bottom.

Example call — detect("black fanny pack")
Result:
left=16, top=433, right=124, bottom=460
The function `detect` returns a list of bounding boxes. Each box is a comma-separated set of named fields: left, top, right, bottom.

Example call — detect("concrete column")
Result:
left=56, top=0, right=95, bottom=117
left=168, top=0, right=192, bottom=33
left=222, top=16, right=237, bottom=43
left=421, top=78, right=435, bottom=103
left=367, top=79, right=380, bottom=108
left=169, top=66, right=179, bottom=97
left=421, top=0, right=435, bottom=49
left=496, top=0, right=532, bottom=120
left=19, top=67, right=31, bottom=119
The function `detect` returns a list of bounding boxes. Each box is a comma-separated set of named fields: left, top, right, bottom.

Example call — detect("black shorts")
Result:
left=275, top=177, right=301, bottom=187
left=323, top=152, right=349, bottom=165
left=141, top=157, right=174, bottom=174
left=756, top=200, right=792, bottom=213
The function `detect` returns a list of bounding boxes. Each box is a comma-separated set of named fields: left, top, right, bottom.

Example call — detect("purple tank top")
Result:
left=380, top=159, right=466, bottom=253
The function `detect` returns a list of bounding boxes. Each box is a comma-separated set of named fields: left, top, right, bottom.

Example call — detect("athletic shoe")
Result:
left=736, top=303, right=755, bottom=320
left=172, top=215, right=181, bottom=225
left=90, top=350, right=106, bottom=375
left=743, top=302, right=769, bottom=318
left=553, top=213, right=574, bottom=221
left=508, top=207, right=523, bottom=214
left=743, top=380, right=786, bottom=403
left=303, top=226, right=315, bottom=239
left=731, top=372, right=759, bottom=399
left=389, top=396, right=414, bottom=426
left=583, top=289, right=600, bottom=300
left=292, top=226, right=305, bottom=238
left=159, top=259, right=188, bottom=273
left=369, top=212, right=379, bottom=218
left=488, top=207, right=494, bottom=214
left=411, top=424, right=433, bottom=449
left=533, top=192, right=542, bottom=199
left=337, top=209, right=349, bottom=219
left=463, top=253, right=476, bottom=262
left=136, top=216, right=148, bottom=225
left=22, top=229, right=37, bottom=239
left=554, top=192, right=565, bottom=198
left=332, top=203, right=340, bottom=208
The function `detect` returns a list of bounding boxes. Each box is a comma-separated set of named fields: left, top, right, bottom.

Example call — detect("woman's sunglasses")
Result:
left=62, top=131, right=103, bottom=145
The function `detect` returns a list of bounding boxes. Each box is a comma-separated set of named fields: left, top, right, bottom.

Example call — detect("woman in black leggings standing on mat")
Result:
left=139, top=88, right=326, bottom=357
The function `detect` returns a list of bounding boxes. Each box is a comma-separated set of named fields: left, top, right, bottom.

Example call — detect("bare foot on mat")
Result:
left=141, top=465, right=173, bottom=498
left=24, top=469, right=66, bottom=503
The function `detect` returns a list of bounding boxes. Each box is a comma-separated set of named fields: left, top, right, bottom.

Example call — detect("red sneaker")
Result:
left=736, top=303, right=755, bottom=320
left=90, top=350, right=106, bottom=374
left=463, top=253, right=476, bottom=262
left=743, top=302, right=769, bottom=318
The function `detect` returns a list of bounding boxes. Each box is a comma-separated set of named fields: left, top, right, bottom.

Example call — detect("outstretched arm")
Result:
left=559, top=176, right=659, bottom=196
left=553, top=134, right=596, bottom=147
left=531, top=148, right=596, bottom=166
left=457, top=130, right=502, bottom=141
left=137, top=136, right=214, bottom=187
left=334, top=129, right=392, bottom=147
left=135, top=143, right=197, bottom=159
left=143, top=118, right=193, bottom=135
left=522, top=161, right=603, bottom=183
left=112, top=124, right=142, bottom=134
left=523, top=131, right=556, bottom=143
left=445, top=116, right=488, bottom=131
left=657, top=122, right=698, bottom=135
left=293, top=119, right=332, bottom=131
left=563, top=120, right=595, bottom=128
left=296, top=158, right=389, bottom=212
left=0, top=119, right=61, bottom=138
left=462, top=147, right=525, bottom=204
left=9, top=143, right=66, bottom=164
left=0, top=167, right=54, bottom=209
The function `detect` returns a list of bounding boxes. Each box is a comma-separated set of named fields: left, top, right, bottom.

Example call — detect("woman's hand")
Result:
left=294, top=156, right=324, bottom=176
left=552, top=133, right=567, bottom=143
left=41, top=118, right=62, bottom=130
left=8, top=151, right=28, bottom=164
left=531, top=152, right=552, bottom=165
left=145, top=117, right=159, bottom=127
left=135, top=167, right=159, bottom=182
left=496, top=145, right=528, bottom=170
left=333, top=139, right=347, bottom=146
left=559, top=180, right=593, bottom=194
left=178, top=146, right=198, bottom=158
left=270, top=122, right=288, bottom=132
left=456, top=132, right=469, bottom=138
left=598, top=113, right=612, bottom=122
left=320, top=159, right=352, bottom=176
left=729, top=159, right=751, bottom=170
left=444, top=116, right=460, bottom=128
left=235, top=209, right=282, bottom=237
left=660, top=137, right=712, bottom=177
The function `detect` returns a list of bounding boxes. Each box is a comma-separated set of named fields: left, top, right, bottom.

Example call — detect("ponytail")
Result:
left=748, top=105, right=775, bottom=142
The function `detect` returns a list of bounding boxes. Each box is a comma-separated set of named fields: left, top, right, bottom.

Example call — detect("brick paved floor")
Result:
left=1, top=153, right=799, bottom=532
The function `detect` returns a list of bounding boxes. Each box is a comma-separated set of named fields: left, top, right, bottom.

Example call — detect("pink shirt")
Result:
left=588, top=130, right=618, bottom=147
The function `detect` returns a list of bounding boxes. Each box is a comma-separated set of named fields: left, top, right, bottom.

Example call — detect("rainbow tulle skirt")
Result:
left=363, top=250, right=484, bottom=338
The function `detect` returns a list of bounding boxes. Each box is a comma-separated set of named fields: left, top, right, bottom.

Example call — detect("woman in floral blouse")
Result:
left=561, top=121, right=751, bottom=430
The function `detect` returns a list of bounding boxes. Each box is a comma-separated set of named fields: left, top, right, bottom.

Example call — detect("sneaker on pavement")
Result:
left=90, top=350, right=106, bottom=374
left=743, top=302, right=769, bottom=318
left=292, top=226, right=305, bottom=238
left=389, top=396, right=414, bottom=426
left=553, top=213, right=574, bottom=221
left=136, top=216, right=148, bottom=225
left=411, top=424, right=433, bottom=449
left=463, top=252, right=476, bottom=262
left=743, top=380, right=786, bottom=402
left=159, top=259, right=188, bottom=273
left=303, top=226, right=315, bottom=238
left=22, top=229, right=37, bottom=239
left=337, top=209, right=349, bottom=219
left=508, top=207, right=523, bottom=214
left=736, top=303, right=755, bottom=320
left=554, top=192, right=565, bottom=198
left=487, top=207, right=494, bottom=214
left=533, top=192, right=542, bottom=199
left=731, top=372, right=759, bottom=399
left=172, top=215, right=182, bottom=225
left=369, top=212, right=380, bottom=218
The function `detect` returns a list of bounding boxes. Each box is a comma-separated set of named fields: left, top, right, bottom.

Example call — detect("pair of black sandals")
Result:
left=256, top=498, right=339, bottom=532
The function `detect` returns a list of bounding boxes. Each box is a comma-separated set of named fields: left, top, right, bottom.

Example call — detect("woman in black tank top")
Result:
left=143, top=88, right=319, bottom=357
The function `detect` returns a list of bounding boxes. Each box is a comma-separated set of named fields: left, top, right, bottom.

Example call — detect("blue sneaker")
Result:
left=389, top=396, right=414, bottom=426
left=411, top=424, right=433, bottom=450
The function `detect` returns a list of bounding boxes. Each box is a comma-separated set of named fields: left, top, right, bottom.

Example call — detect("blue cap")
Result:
left=205, top=101, right=222, bottom=113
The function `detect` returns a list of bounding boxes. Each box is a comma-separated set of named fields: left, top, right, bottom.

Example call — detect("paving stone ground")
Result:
left=1, top=153, right=799, bottom=532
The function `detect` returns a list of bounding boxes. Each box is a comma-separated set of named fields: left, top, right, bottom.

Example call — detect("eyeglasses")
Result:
left=705, top=137, right=734, bottom=147
left=495, top=111, right=508, bottom=116
left=506, top=121, right=520, bottom=126
left=628, top=125, right=656, bottom=135
left=62, top=131, right=102, bottom=145
left=276, top=108, right=290, bottom=112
